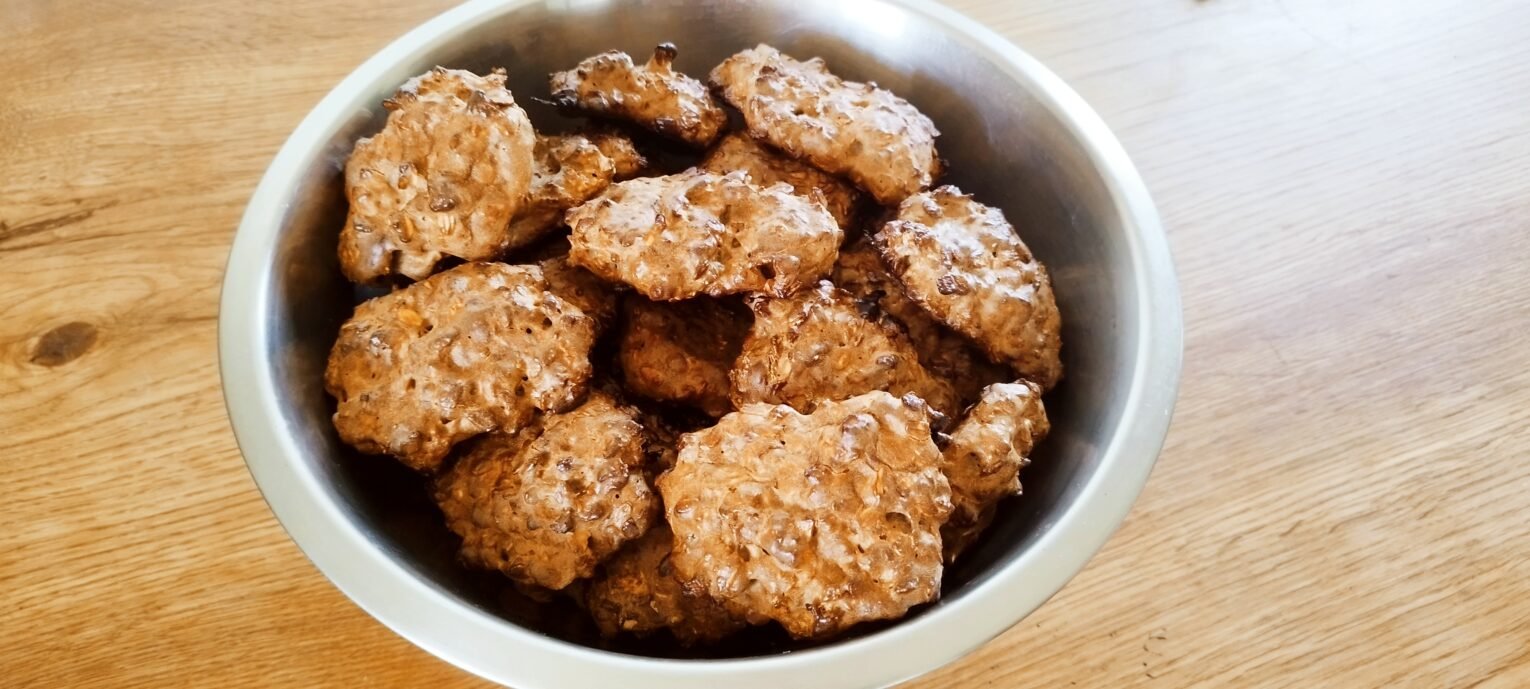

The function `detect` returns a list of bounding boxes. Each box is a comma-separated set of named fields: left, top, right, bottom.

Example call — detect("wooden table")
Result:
left=5, top=0, right=1528, bottom=686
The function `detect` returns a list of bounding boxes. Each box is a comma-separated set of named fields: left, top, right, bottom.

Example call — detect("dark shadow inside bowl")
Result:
left=262, top=0, right=1140, bottom=661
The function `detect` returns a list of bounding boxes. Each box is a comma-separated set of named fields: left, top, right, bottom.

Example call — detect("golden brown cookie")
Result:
left=710, top=45, right=940, bottom=205
left=699, top=133, right=860, bottom=229
left=730, top=281, right=959, bottom=419
left=566, top=169, right=842, bottom=300
left=434, top=392, right=659, bottom=590
left=539, top=254, right=618, bottom=332
left=550, top=43, right=727, bottom=147
left=617, top=296, right=750, bottom=417
left=585, top=524, right=748, bottom=645
left=874, top=186, right=1063, bottom=389
left=324, top=262, right=596, bottom=472
left=583, top=128, right=649, bottom=179
left=832, top=237, right=1009, bottom=407
left=939, top=381, right=1049, bottom=562
left=339, top=67, right=535, bottom=283
left=504, top=131, right=645, bottom=252
left=658, top=392, right=952, bottom=639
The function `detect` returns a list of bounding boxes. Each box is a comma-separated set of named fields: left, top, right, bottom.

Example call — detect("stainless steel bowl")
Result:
left=219, top=0, right=1182, bottom=686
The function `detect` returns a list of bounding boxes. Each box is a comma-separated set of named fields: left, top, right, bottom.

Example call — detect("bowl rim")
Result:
left=218, top=1, right=1183, bottom=687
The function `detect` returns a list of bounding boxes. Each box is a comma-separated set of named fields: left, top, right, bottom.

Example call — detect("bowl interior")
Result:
left=264, top=0, right=1140, bottom=660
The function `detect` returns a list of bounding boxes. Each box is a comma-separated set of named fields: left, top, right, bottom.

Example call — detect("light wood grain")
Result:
left=3, top=0, right=1529, bottom=686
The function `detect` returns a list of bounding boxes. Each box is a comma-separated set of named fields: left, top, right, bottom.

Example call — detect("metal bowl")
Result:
left=219, top=0, right=1182, bottom=686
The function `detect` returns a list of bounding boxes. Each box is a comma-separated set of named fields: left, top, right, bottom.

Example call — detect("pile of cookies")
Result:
left=323, top=42, right=1060, bottom=645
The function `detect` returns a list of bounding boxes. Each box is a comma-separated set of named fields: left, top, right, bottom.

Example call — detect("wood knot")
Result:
left=31, top=321, right=98, bottom=367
